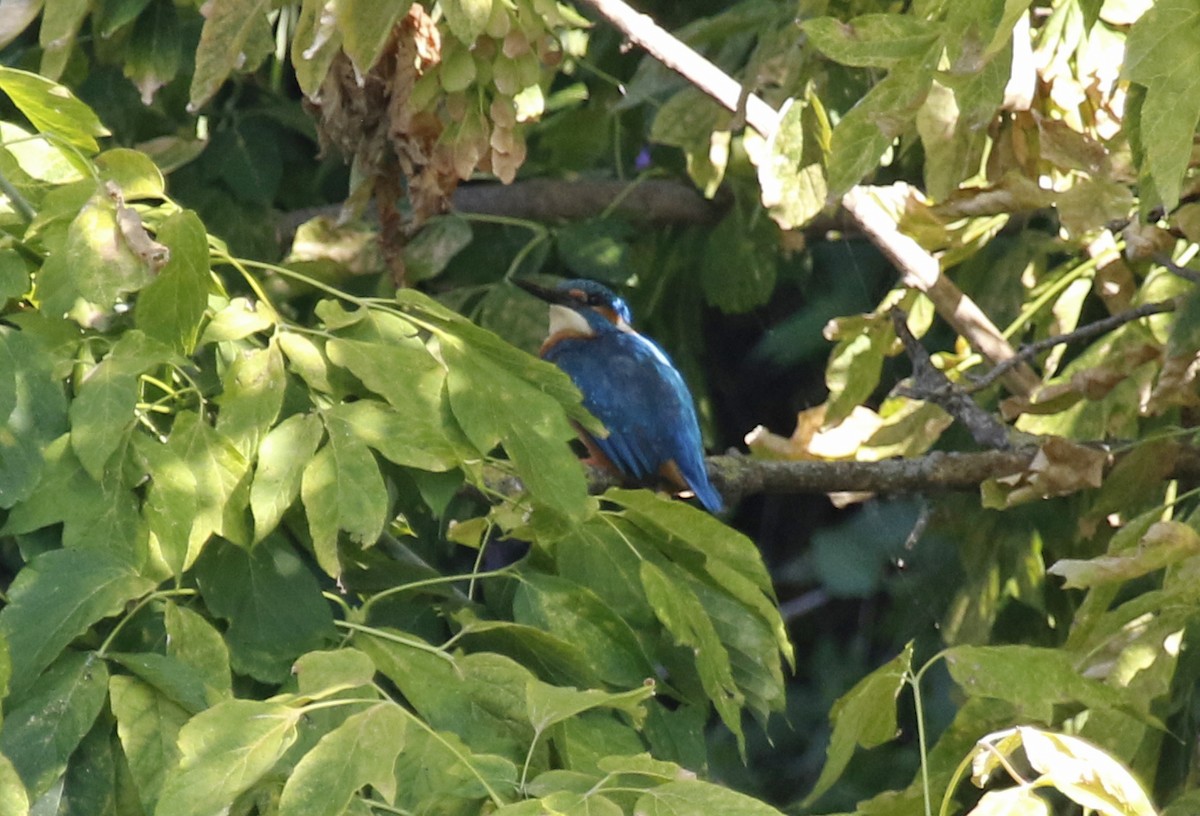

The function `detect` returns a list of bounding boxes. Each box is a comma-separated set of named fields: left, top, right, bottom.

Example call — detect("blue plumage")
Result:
left=516, top=278, right=724, bottom=513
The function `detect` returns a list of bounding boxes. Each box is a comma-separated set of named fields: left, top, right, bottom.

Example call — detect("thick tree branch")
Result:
left=555, top=444, right=1200, bottom=506
left=575, top=0, right=1040, bottom=397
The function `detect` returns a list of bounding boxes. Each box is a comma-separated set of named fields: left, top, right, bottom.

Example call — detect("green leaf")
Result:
left=123, top=0, right=181, bottom=105
left=0, top=67, right=106, bottom=154
left=442, top=338, right=592, bottom=522
left=0, top=549, right=154, bottom=700
left=164, top=602, right=232, bottom=700
left=189, top=0, right=272, bottom=109
left=802, top=14, right=942, bottom=68
left=96, top=0, right=153, bottom=36
left=357, top=634, right=535, bottom=763
left=0, top=248, right=31, bottom=302
left=513, top=573, right=656, bottom=688
left=335, top=0, right=415, bottom=73
left=325, top=399, right=461, bottom=472
left=404, top=215, right=473, bottom=283
left=292, top=0, right=342, bottom=96
left=968, top=788, right=1051, bottom=816
left=701, top=204, right=778, bottom=313
left=804, top=642, right=913, bottom=805
left=68, top=362, right=138, bottom=481
left=2, top=434, right=145, bottom=565
left=526, top=681, right=653, bottom=734
left=277, top=703, right=406, bottom=816
left=301, top=415, right=389, bottom=577
left=824, top=314, right=893, bottom=424
left=0, top=753, right=29, bottom=816
left=393, top=288, right=596, bottom=430
left=110, top=675, right=189, bottom=815
left=134, top=433, right=197, bottom=576
left=826, top=55, right=937, bottom=196
left=0, top=652, right=109, bottom=800
left=639, top=560, right=742, bottom=746
left=37, top=0, right=88, bottom=79
left=442, top=0, right=490, bottom=44
left=555, top=219, right=633, bottom=284
left=199, top=296, right=275, bottom=345
left=1125, top=0, right=1200, bottom=211
left=633, top=779, right=786, bottom=816
left=107, top=652, right=213, bottom=714
left=973, top=727, right=1156, bottom=816
left=216, top=341, right=286, bottom=457
left=194, top=537, right=336, bottom=683
left=166, top=411, right=252, bottom=553
left=211, top=120, right=282, bottom=206
left=96, top=147, right=165, bottom=200
left=135, top=210, right=211, bottom=354
left=70, top=331, right=176, bottom=482
left=155, top=699, right=302, bottom=816
left=37, top=191, right=154, bottom=318
left=0, top=328, right=67, bottom=509
left=292, top=648, right=377, bottom=699
left=944, top=645, right=1138, bottom=723
left=758, top=95, right=829, bottom=230
left=251, top=412, right=325, bottom=542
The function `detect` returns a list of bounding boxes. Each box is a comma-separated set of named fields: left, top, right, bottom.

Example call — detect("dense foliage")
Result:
left=1, top=1, right=1200, bottom=815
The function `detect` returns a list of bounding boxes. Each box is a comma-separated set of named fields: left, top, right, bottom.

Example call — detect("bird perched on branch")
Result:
left=515, top=277, right=724, bottom=513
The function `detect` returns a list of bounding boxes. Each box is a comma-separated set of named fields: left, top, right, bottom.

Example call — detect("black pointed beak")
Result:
left=514, top=278, right=573, bottom=306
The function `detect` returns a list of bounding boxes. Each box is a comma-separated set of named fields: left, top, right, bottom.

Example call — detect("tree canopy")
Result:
left=1, top=1, right=1199, bottom=815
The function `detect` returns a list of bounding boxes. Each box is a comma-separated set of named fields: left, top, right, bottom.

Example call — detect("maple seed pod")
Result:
left=502, top=29, right=531, bottom=59
left=445, top=91, right=468, bottom=122
left=492, top=56, right=519, bottom=96
left=490, top=95, right=516, bottom=129
left=485, top=3, right=511, bottom=39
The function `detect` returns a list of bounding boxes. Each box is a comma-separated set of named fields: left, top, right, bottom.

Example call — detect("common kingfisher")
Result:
left=516, top=278, right=724, bottom=513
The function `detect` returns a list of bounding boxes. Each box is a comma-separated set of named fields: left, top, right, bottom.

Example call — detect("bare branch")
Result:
left=889, top=309, right=1012, bottom=449
left=968, top=298, right=1179, bottom=393
left=575, top=0, right=779, bottom=137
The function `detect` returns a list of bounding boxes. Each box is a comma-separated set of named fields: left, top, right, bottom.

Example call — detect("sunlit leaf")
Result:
left=110, top=675, right=189, bottom=816
left=251, top=412, right=324, bottom=542
left=1125, top=0, right=1200, bottom=211
left=336, top=0, right=415, bottom=73
left=278, top=703, right=406, bottom=816
left=0, top=67, right=106, bottom=154
left=155, top=699, right=302, bottom=816
left=136, top=210, right=211, bottom=354
left=302, top=412, right=389, bottom=577
left=804, top=642, right=913, bottom=804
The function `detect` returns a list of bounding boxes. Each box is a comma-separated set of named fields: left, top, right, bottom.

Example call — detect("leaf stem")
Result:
left=335, top=620, right=456, bottom=665
left=96, top=587, right=198, bottom=659
left=0, top=166, right=35, bottom=224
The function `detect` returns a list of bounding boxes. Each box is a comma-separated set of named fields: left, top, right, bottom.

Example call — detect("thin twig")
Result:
left=1154, top=253, right=1200, bottom=285
left=967, top=298, right=1178, bottom=393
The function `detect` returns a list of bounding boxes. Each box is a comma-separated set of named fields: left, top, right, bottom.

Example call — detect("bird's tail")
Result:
left=690, top=477, right=725, bottom=514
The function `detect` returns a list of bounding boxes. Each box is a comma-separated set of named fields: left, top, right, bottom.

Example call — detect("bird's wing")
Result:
left=546, top=332, right=717, bottom=508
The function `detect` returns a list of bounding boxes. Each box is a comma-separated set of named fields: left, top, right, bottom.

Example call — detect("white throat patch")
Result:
left=548, top=304, right=593, bottom=337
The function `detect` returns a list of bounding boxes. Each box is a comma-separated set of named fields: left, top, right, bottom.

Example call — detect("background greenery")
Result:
left=0, top=0, right=1197, bottom=815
